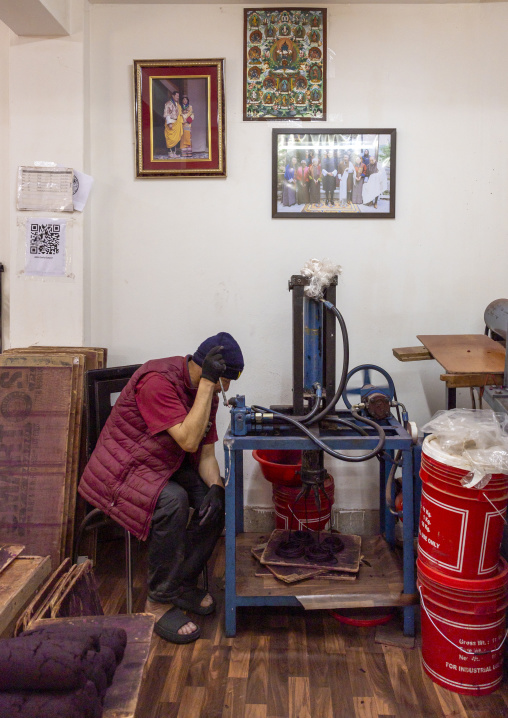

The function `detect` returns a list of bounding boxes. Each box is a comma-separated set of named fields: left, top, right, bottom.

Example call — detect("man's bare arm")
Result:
left=198, top=443, right=223, bottom=488
left=167, top=379, right=215, bottom=452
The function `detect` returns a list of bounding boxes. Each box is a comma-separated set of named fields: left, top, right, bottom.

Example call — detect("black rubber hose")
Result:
left=293, top=383, right=323, bottom=423
left=324, top=416, right=369, bottom=436
left=250, top=404, right=385, bottom=462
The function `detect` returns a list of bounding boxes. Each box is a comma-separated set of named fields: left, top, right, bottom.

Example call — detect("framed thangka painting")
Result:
left=134, top=59, right=226, bottom=178
left=272, top=129, right=396, bottom=219
left=243, top=8, right=326, bottom=121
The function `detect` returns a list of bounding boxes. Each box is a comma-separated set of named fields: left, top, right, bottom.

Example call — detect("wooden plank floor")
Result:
left=95, top=536, right=508, bottom=718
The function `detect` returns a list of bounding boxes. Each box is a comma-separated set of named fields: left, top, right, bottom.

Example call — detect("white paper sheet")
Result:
left=17, top=166, right=73, bottom=212
left=25, top=218, right=67, bottom=276
left=72, top=169, right=94, bottom=211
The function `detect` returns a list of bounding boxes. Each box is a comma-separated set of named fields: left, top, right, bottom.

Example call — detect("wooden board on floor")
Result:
left=14, top=558, right=72, bottom=635
left=31, top=614, right=154, bottom=718
left=416, top=334, right=505, bottom=374
left=0, top=555, right=51, bottom=637
left=0, top=544, right=25, bottom=574
left=49, top=560, right=103, bottom=618
left=0, top=356, right=79, bottom=568
left=0, top=351, right=103, bottom=560
left=16, top=558, right=103, bottom=630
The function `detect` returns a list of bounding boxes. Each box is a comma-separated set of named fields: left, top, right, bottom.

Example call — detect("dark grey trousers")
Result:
left=147, top=460, right=224, bottom=603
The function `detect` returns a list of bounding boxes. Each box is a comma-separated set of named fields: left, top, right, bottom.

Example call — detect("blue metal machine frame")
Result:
left=223, top=411, right=420, bottom=637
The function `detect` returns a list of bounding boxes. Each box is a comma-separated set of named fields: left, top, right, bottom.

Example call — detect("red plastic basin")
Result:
left=252, top=449, right=302, bottom=486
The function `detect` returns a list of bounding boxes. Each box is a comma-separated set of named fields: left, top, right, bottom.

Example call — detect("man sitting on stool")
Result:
left=78, top=333, right=244, bottom=643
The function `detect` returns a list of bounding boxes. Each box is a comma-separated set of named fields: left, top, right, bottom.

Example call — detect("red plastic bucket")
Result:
left=417, top=559, right=508, bottom=695
left=417, top=558, right=508, bottom=614
left=252, top=449, right=302, bottom=486
left=273, top=475, right=334, bottom=531
left=418, top=438, right=508, bottom=579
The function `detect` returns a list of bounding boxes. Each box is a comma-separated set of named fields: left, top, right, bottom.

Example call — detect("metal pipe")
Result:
left=304, top=297, right=323, bottom=391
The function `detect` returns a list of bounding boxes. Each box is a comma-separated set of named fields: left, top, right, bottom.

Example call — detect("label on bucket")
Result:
left=419, top=488, right=468, bottom=572
left=419, top=486, right=505, bottom=576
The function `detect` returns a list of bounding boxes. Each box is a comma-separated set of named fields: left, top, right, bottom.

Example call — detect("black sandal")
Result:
left=172, top=587, right=216, bottom=615
left=154, top=607, right=200, bottom=644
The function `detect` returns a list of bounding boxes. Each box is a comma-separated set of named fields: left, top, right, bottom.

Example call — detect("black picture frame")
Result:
left=272, top=129, right=396, bottom=218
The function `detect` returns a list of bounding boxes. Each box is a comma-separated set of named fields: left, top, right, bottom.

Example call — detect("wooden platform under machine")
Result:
left=236, top=533, right=415, bottom=611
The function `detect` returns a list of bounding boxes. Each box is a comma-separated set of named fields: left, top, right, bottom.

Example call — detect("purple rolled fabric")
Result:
left=0, top=679, right=102, bottom=718
left=20, top=625, right=127, bottom=664
left=92, top=645, right=116, bottom=686
left=82, top=652, right=108, bottom=700
left=0, top=635, right=96, bottom=692
left=95, top=627, right=127, bottom=664
left=19, top=626, right=101, bottom=652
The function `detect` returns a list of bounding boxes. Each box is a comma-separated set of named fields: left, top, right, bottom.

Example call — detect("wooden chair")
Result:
left=74, top=365, right=141, bottom=613
left=74, top=364, right=208, bottom=613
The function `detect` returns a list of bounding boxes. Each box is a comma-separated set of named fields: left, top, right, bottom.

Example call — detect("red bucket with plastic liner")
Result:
left=417, top=558, right=508, bottom=695
left=418, top=436, right=508, bottom=579
left=252, top=449, right=302, bottom=486
left=273, top=475, right=334, bottom=531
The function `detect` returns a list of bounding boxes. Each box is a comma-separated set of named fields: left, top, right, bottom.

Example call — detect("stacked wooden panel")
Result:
left=0, top=347, right=107, bottom=567
left=0, top=554, right=52, bottom=638
left=14, top=558, right=103, bottom=635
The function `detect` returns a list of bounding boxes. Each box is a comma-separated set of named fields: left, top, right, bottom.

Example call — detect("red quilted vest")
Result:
left=78, top=356, right=212, bottom=540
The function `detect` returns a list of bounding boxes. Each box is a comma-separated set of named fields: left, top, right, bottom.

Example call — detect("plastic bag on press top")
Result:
left=421, top=408, right=508, bottom=488
left=300, top=258, right=342, bottom=298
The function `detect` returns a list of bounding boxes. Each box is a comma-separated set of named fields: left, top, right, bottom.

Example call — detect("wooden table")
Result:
left=393, top=334, right=505, bottom=409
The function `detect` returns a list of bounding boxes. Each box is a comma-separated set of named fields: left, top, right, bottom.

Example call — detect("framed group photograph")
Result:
left=272, top=129, right=396, bottom=219
left=134, top=59, right=226, bottom=178
left=243, top=8, right=326, bottom=121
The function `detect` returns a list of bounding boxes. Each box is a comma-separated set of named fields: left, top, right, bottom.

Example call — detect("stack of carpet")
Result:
left=0, top=624, right=127, bottom=718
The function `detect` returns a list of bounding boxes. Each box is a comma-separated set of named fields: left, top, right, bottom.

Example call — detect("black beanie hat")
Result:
left=192, top=332, right=244, bottom=380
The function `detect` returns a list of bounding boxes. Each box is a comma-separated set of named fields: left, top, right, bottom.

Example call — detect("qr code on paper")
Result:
left=30, top=223, right=61, bottom=255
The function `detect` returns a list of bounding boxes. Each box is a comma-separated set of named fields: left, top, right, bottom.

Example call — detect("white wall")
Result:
left=7, top=1, right=85, bottom=347
left=86, top=2, right=508, bottom=509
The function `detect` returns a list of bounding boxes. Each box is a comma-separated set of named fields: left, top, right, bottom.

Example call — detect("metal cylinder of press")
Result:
left=303, top=297, right=323, bottom=391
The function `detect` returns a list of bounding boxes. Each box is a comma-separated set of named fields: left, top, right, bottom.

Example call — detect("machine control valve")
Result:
left=359, top=385, right=392, bottom=420
left=229, top=396, right=276, bottom=436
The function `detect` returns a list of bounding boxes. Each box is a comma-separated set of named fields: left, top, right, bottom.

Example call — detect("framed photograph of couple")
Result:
left=272, top=129, right=396, bottom=219
left=134, top=59, right=226, bottom=178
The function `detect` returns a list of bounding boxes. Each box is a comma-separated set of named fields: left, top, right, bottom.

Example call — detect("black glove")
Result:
left=201, top=345, right=226, bottom=384
left=198, top=484, right=225, bottom=526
